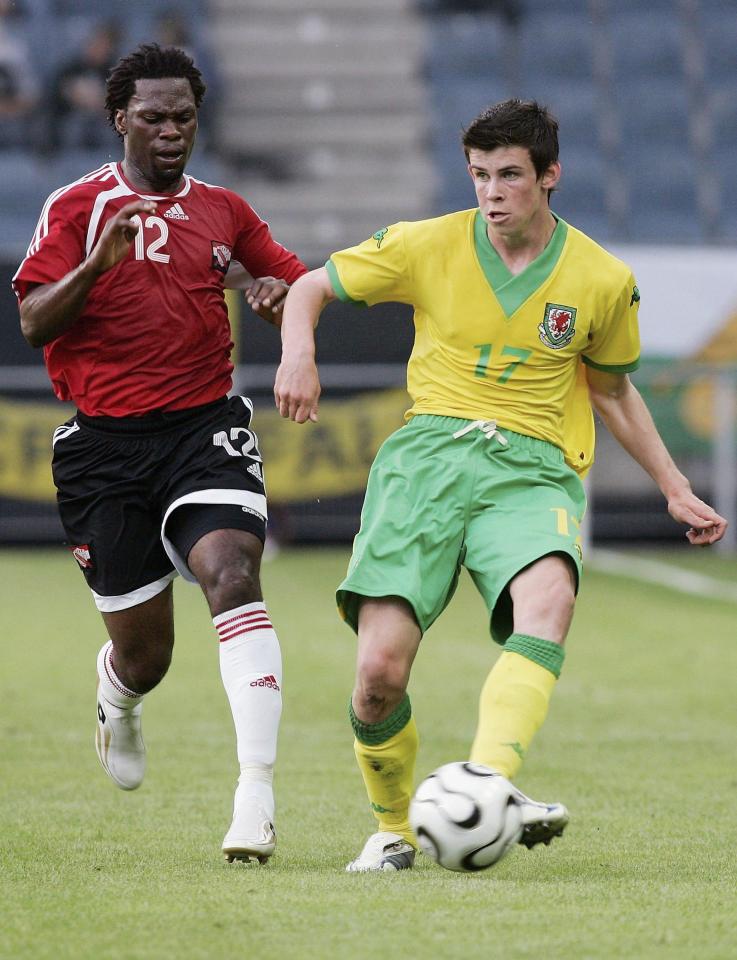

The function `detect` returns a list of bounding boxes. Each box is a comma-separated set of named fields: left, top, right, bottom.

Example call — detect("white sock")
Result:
left=96, top=641, right=143, bottom=710
left=214, top=602, right=282, bottom=819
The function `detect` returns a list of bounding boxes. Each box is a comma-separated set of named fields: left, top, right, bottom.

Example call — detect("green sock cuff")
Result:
left=504, top=633, right=565, bottom=679
left=350, top=694, right=412, bottom=746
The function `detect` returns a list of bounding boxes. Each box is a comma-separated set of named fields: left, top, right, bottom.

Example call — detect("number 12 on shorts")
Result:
left=474, top=343, right=531, bottom=382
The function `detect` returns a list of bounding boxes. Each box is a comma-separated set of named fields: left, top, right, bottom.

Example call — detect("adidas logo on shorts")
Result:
left=247, top=462, right=263, bottom=483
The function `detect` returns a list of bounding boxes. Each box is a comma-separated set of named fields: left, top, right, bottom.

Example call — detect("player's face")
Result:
left=467, top=146, right=560, bottom=238
left=115, top=77, right=197, bottom=193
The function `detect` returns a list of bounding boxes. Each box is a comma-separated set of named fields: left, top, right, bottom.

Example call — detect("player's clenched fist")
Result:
left=89, top=200, right=157, bottom=274
left=246, top=277, right=290, bottom=325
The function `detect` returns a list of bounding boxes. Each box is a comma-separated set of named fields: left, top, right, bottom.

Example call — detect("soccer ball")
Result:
left=409, top=762, right=523, bottom=872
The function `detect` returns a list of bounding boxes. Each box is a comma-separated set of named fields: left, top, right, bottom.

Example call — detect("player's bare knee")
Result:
left=355, top=648, right=408, bottom=715
left=188, top=529, right=264, bottom=613
left=198, top=562, right=262, bottom=615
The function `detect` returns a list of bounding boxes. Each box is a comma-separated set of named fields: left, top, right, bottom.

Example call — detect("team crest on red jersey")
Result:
left=211, top=241, right=232, bottom=274
left=539, top=302, right=577, bottom=349
left=71, top=544, right=93, bottom=569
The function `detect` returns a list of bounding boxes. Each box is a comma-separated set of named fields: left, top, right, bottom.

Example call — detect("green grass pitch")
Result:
left=2, top=546, right=736, bottom=960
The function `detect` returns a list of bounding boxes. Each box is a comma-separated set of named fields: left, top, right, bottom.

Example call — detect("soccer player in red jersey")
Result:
left=13, top=44, right=306, bottom=864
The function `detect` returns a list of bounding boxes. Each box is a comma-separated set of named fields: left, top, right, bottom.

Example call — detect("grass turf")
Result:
left=2, top=546, right=736, bottom=960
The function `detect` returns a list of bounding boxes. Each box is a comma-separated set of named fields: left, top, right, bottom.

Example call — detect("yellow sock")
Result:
left=350, top=695, right=419, bottom=844
left=469, top=634, right=564, bottom=779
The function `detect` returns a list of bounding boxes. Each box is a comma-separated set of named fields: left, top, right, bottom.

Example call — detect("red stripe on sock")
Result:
left=218, top=621, right=273, bottom=643
left=215, top=608, right=267, bottom=629
left=218, top=614, right=271, bottom=630
left=217, top=615, right=271, bottom=637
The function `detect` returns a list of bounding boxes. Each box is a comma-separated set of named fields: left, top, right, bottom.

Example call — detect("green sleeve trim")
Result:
left=582, top=355, right=640, bottom=374
left=325, top=259, right=367, bottom=307
left=504, top=634, right=565, bottom=678
left=349, top=693, right=411, bottom=745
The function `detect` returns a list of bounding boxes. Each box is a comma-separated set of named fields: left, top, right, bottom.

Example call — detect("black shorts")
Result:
left=51, top=396, right=268, bottom=612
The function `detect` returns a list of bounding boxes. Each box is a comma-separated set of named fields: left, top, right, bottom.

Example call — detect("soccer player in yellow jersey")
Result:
left=274, top=100, right=727, bottom=871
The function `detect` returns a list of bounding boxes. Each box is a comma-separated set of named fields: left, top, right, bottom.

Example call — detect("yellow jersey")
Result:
left=326, top=210, right=640, bottom=475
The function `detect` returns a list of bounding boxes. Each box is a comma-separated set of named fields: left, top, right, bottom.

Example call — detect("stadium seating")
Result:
left=209, top=0, right=435, bottom=262
left=0, top=152, right=53, bottom=256
left=0, top=0, right=218, bottom=252
left=552, top=147, right=610, bottom=241
left=702, top=2, right=737, bottom=79
left=517, top=11, right=595, bottom=84
left=1, top=0, right=736, bottom=257
left=425, top=12, right=508, bottom=81
left=607, top=10, right=684, bottom=81
left=422, top=0, right=736, bottom=244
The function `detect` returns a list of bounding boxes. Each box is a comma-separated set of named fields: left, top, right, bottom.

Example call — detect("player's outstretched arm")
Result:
left=274, top=266, right=336, bottom=423
left=19, top=199, right=156, bottom=348
left=587, top=368, right=727, bottom=545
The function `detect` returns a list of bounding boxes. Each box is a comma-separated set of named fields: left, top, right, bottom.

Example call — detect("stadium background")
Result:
left=1, top=0, right=737, bottom=550
left=3, top=5, right=737, bottom=958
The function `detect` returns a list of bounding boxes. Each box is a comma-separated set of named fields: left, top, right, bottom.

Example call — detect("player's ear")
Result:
left=114, top=109, right=127, bottom=136
left=541, top=161, right=561, bottom=191
left=464, top=151, right=474, bottom=181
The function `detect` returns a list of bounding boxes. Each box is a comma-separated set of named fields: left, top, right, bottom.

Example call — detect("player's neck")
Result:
left=486, top=210, right=557, bottom=276
left=120, top=159, right=185, bottom=196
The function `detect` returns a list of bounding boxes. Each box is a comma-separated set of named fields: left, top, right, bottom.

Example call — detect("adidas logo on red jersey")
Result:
left=163, top=202, right=189, bottom=220
left=250, top=674, right=280, bottom=690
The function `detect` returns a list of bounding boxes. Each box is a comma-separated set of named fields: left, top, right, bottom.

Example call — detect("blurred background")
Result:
left=1, top=0, right=736, bottom=550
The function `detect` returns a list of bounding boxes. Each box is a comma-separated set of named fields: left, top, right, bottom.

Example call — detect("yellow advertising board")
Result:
left=0, top=390, right=410, bottom=503
left=0, top=397, right=70, bottom=501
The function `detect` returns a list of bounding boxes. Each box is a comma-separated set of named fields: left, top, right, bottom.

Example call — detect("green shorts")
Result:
left=337, top=415, right=586, bottom=645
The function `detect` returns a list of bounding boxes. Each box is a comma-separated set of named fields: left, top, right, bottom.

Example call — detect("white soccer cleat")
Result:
left=95, top=688, right=146, bottom=791
left=222, top=798, right=276, bottom=864
left=345, top=831, right=416, bottom=873
left=509, top=785, right=569, bottom=849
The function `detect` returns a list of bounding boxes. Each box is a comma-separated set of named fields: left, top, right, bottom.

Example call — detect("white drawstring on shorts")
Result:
left=452, top=419, right=508, bottom=445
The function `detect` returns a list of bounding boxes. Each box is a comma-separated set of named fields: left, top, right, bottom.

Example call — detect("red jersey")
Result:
left=13, top=162, right=307, bottom=416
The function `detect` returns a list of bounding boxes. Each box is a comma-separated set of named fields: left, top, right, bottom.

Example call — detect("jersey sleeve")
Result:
left=231, top=197, right=307, bottom=285
left=582, top=273, right=641, bottom=373
left=326, top=223, right=413, bottom=307
left=12, top=188, right=89, bottom=302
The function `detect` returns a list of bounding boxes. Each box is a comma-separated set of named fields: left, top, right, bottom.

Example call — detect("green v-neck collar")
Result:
left=473, top=210, right=568, bottom=318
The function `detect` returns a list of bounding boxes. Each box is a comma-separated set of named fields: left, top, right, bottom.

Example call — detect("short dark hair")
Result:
left=105, top=42, right=206, bottom=130
left=462, top=99, right=559, bottom=178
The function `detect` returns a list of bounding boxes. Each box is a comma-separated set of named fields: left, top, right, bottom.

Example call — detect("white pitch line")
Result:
left=588, top=549, right=737, bottom=603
